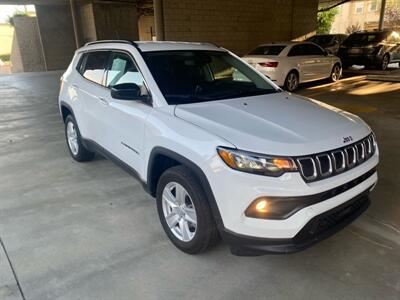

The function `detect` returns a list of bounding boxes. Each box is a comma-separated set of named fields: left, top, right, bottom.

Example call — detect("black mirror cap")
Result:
left=111, top=83, right=146, bottom=101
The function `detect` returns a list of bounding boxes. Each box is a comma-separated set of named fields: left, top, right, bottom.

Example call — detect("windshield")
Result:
left=307, top=35, right=335, bottom=46
left=248, top=45, right=286, bottom=55
left=142, top=50, right=279, bottom=105
left=343, top=32, right=386, bottom=46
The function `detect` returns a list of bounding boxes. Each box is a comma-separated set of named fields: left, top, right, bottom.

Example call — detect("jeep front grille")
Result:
left=296, top=134, right=376, bottom=182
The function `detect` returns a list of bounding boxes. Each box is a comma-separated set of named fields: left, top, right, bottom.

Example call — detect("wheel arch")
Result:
left=60, top=101, right=75, bottom=123
left=147, top=147, right=225, bottom=230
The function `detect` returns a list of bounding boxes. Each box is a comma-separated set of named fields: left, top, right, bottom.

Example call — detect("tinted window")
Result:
left=248, top=45, right=286, bottom=55
left=106, top=52, right=146, bottom=93
left=307, top=35, right=335, bottom=47
left=288, top=45, right=305, bottom=56
left=303, top=44, right=325, bottom=55
left=343, top=32, right=387, bottom=46
left=81, top=51, right=110, bottom=84
left=142, top=50, right=278, bottom=105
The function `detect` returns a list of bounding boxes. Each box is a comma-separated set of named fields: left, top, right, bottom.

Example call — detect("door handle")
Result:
left=98, top=97, right=109, bottom=106
left=72, top=84, right=80, bottom=90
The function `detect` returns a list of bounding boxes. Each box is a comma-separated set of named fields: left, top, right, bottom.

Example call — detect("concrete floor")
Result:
left=0, top=71, right=399, bottom=300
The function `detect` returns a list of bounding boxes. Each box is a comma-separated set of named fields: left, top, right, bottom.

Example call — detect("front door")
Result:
left=102, top=51, right=152, bottom=174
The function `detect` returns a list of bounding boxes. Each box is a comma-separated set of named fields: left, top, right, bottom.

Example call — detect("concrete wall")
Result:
left=35, top=4, right=76, bottom=71
left=162, top=0, right=319, bottom=54
left=139, top=15, right=155, bottom=41
left=80, top=3, right=97, bottom=43
left=92, top=2, right=139, bottom=41
left=10, top=16, right=45, bottom=73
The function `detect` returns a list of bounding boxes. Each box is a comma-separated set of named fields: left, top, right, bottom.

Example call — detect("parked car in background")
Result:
left=337, top=30, right=400, bottom=70
left=243, top=42, right=342, bottom=92
left=306, top=34, right=348, bottom=55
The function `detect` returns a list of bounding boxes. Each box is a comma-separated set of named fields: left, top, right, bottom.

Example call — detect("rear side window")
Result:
left=288, top=45, right=304, bottom=56
left=288, top=44, right=324, bottom=56
left=303, top=44, right=325, bottom=55
left=248, top=45, right=286, bottom=55
left=79, top=51, right=110, bottom=85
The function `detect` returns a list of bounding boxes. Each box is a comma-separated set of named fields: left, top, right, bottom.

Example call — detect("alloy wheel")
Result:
left=161, top=182, right=197, bottom=242
left=286, top=73, right=298, bottom=91
left=66, top=121, right=79, bottom=155
left=331, top=65, right=342, bottom=81
left=382, top=55, right=389, bottom=70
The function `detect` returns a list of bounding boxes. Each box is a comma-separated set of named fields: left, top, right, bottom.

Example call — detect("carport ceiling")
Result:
left=319, top=0, right=352, bottom=11
left=0, top=0, right=352, bottom=5
left=0, top=0, right=139, bottom=4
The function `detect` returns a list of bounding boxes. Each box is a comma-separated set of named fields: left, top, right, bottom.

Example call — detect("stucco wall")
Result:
left=162, top=0, right=319, bottom=54
left=35, top=4, right=76, bottom=71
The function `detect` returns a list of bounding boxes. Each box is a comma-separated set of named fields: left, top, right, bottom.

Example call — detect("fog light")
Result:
left=255, top=199, right=269, bottom=213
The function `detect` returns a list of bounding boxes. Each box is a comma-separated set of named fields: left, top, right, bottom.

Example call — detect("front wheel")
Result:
left=64, top=115, right=95, bottom=162
left=156, top=166, right=218, bottom=254
left=330, top=64, right=342, bottom=82
left=284, top=71, right=299, bottom=92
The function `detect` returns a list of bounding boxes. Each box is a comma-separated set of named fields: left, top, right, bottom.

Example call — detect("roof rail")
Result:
left=84, top=40, right=143, bottom=52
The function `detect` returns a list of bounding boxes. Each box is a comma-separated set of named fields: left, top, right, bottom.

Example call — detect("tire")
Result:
left=330, top=63, right=342, bottom=82
left=284, top=71, right=299, bottom=92
left=156, top=165, right=219, bottom=254
left=64, top=114, right=95, bottom=162
left=380, top=54, right=390, bottom=71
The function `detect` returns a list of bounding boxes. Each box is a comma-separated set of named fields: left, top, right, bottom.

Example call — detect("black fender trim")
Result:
left=147, top=147, right=225, bottom=231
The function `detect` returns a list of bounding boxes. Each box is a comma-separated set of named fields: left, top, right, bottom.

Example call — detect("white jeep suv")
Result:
left=59, top=41, right=379, bottom=255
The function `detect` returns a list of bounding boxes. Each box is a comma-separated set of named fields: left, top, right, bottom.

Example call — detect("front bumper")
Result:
left=223, top=188, right=371, bottom=255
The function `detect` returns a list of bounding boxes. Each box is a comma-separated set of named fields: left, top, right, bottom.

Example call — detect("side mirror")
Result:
left=111, top=83, right=143, bottom=100
left=323, top=50, right=329, bottom=56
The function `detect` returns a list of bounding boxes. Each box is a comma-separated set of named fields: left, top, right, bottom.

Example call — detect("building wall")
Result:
left=139, top=15, right=155, bottom=41
left=35, top=4, right=77, bottom=71
left=11, top=16, right=45, bottom=73
left=162, top=0, right=319, bottom=55
left=331, top=0, right=381, bottom=33
left=92, top=3, right=139, bottom=41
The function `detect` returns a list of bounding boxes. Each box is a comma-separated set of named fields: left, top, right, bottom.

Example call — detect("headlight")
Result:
left=217, top=147, right=297, bottom=177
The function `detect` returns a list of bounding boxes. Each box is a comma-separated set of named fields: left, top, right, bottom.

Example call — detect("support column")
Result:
left=379, top=0, right=387, bottom=30
left=70, top=0, right=83, bottom=48
left=154, top=0, right=164, bottom=41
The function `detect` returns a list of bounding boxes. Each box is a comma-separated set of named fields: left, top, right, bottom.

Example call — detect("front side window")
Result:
left=106, top=52, right=145, bottom=87
left=142, top=50, right=278, bottom=105
left=80, top=51, right=110, bottom=85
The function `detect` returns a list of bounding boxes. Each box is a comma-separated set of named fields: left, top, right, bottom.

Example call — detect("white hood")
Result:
left=174, top=92, right=371, bottom=156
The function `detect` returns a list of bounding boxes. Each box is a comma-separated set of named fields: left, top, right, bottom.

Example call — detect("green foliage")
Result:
left=0, top=54, right=11, bottom=62
left=317, top=7, right=339, bottom=34
left=6, top=11, right=30, bottom=27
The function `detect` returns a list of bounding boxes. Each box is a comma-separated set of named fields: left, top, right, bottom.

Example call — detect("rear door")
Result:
left=303, top=43, right=332, bottom=79
left=287, top=44, right=315, bottom=81
left=77, top=50, right=111, bottom=145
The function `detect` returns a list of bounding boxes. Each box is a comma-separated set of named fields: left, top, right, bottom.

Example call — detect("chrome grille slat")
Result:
left=296, top=134, right=376, bottom=183
left=316, top=154, right=333, bottom=177
left=345, top=146, right=357, bottom=168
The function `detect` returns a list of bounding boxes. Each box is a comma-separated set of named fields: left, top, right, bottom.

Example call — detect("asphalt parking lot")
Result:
left=0, top=71, right=399, bottom=300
